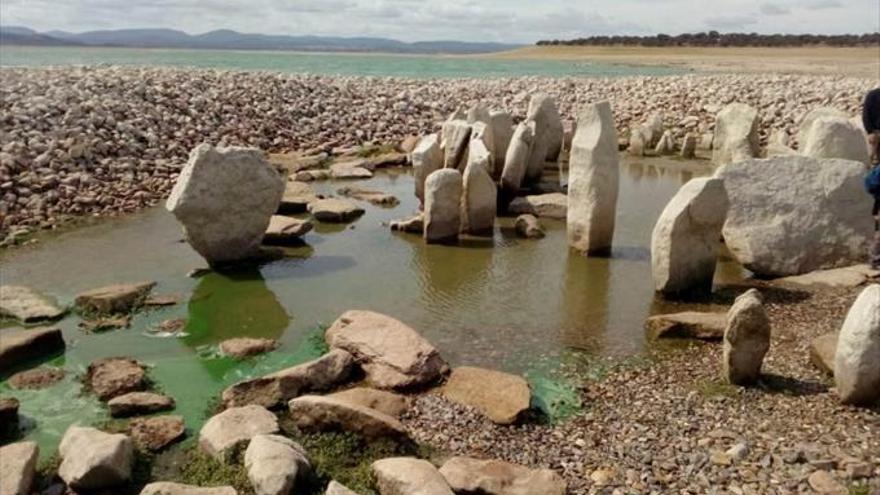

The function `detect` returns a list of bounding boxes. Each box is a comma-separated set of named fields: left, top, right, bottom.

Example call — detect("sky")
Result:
left=1, top=0, right=877, bottom=43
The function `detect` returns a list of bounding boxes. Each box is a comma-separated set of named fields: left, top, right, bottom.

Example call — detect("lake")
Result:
left=0, top=45, right=686, bottom=78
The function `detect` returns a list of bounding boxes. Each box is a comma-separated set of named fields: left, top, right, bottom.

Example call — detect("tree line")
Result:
left=536, top=32, right=880, bottom=48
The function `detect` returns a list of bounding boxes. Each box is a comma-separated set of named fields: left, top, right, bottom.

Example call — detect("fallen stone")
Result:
left=108, top=391, right=175, bottom=418
left=373, top=457, right=454, bottom=495
left=130, top=415, right=186, bottom=451
left=75, top=281, right=156, bottom=315
left=325, top=310, right=448, bottom=389
left=144, top=294, right=180, bottom=307
left=269, top=152, right=328, bottom=175
left=0, top=285, right=66, bottom=323
left=723, top=289, right=771, bottom=385
left=288, top=395, right=409, bottom=440
left=810, top=332, right=838, bottom=376
left=412, top=134, right=443, bottom=205
left=295, top=169, right=331, bottom=182
left=834, top=284, right=880, bottom=405
left=86, top=357, right=147, bottom=401
left=308, top=198, right=365, bottom=223
left=439, top=456, right=567, bottom=495
left=441, top=366, right=531, bottom=425
left=390, top=214, right=424, bottom=234
left=424, top=169, right=462, bottom=244
left=514, top=214, right=545, bottom=239
left=219, top=337, right=280, bottom=359
left=567, top=101, right=619, bottom=255
left=337, top=186, right=400, bottom=207
left=326, top=480, right=360, bottom=495
left=327, top=387, right=411, bottom=418
left=245, top=434, right=311, bottom=495
left=278, top=181, right=321, bottom=214
left=712, top=103, right=760, bottom=167
left=222, top=349, right=354, bottom=408
left=645, top=312, right=727, bottom=340
left=0, top=441, right=38, bottom=495
left=59, top=426, right=133, bottom=490
left=0, top=327, right=65, bottom=372
left=366, top=152, right=407, bottom=169
left=263, top=216, right=313, bottom=243
left=767, top=129, right=797, bottom=157
left=199, top=405, right=280, bottom=462
left=508, top=193, right=567, bottom=219
left=8, top=366, right=65, bottom=390
left=330, top=161, right=373, bottom=179
left=775, top=265, right=879, bottom=289
left=166, top=144, right=284, bottom=265
left=141, top=482, right=238, bottom=495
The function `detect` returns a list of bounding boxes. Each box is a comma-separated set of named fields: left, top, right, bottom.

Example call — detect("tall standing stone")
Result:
left=469, top=122, right=496, bottom=177
left=489, top=111, right=514, bottom=177
left=628, top=126, right=647, bottom=156
left=166, top=144, right=284, bottom=265
left=461, top=141, right=497, bottom=235
left=802, top=117, right=870, bottom=165
left=500, top=121, right=535, bottom=197
left=722, top=289, right=771, bottom=385
left=834, top=284, right=880, bottom=405
left=712, top=104, right=760, bottom=167
left=424, top=169, right=463, bottom=244
left=441, top=120, right=472, bottom=171
left=567, top=101, right=620, bottom=256
left=651, top=178, right=729, bottom=295
left=524, top=94, right=564, bottom=183
left=645, top=113, right=665, bottom=147
left=412, top=134, right=442, bottom=206
left=680, top=133, right=698, bottom=159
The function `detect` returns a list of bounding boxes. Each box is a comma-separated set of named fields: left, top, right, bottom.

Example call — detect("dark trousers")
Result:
left=874, top=199, right=880, bottom=268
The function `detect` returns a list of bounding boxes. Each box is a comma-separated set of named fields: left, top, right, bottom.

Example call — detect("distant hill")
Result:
left=0, top=26, right=519, bottom=54
left=538, top=31, right=880, bottom=48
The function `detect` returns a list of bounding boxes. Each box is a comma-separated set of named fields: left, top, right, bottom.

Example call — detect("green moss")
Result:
left=356, top=143, right=397, bottom=158
left=848, top=484, right=871, bottom=495
left=175, top=448, right=254, bottom=494
left=694, top=378, right=739, bottom=399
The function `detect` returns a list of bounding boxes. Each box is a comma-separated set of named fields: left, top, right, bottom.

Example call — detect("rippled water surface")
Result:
left=0, top=156, right=742, bottom=455
left=0, top=46, right=686, bottom=78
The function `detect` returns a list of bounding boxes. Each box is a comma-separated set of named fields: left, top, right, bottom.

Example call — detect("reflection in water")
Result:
left=183, top=268, right=289, bottom=349
left=561, top=253, right=611, bottom=354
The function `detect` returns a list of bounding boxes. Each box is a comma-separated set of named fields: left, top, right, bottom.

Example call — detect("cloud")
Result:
left=759, top=2, right=790, bottom=15
left=802, top=0, right=844, bottom=9
left=704, top=15, right=759, bottom=29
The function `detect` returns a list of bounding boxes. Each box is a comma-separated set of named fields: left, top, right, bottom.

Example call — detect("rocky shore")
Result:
left=0, top=66, right=872, bottom=242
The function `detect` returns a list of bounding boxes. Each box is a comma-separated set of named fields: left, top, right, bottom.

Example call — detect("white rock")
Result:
left=525, top=94, right=563, bottom=182
left=199, top=405, right=279, bottom=462
left=326, top=481, right=360, bottom=495
left=796, top=106, right=849, bottom=149
left=0, top=285, right=65, bottom=323
left=802, top=117, right=870, bottom=165
left=712, top=104, right=760, bottom=167
left=59, top=426, right=133, bottom=490
left=723, top=289, right=771, bottom=385
left=489, top=111, right=514, bottom=176
left=500, top=122, right=535, bottom=195
left=834, top=284, right=880, bottom=405
left=654, top=130, right=675, bottom=155
left=651, top=178, right=729, bottom=295
left=424, top=169, right=462, bottom=243
left=469, top=122, right=496, bottom=177
left=567, top=100, right=619, bottom=255
left=0, top=441, right=38, bottom=495
left=767, top=129, right=797, bottom=157
left=412, top=134, right=442, bottom=205
left=441, top=120, right=471, bottom=171
left=644, top=113, right=665, bottom=146
left=627, top=126, right=648, bottom=156
left=245, top=434, right=310, bottom=495
left=166, top=144, right=284, bottom=264
left=372, top=457, right=454, bottom=495
left=716, top=156, right=872, bottom=277
left=288, top=395, right=409, bottom=440
left=140, top=482, right=238, bottom=495
left=461, top=140, right=496, bottom=235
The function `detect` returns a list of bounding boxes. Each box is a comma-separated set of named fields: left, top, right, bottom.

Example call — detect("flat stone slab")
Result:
left=141, top=482, right=238, bottom=495
left=440, top=456, right=567, bottom=495
left=130, top=415, right=186, bottom=452
left=0, top=327, right=65, bottom=372
left=278, top=181, right=322, bottom=214
left=330, top=162, right=373, bottom=179
left=0, top=441, right=38, bottom=495
left=327, top=387, right=411, bottom=418
left=0, top=285, right=66, bottom=324
left=645, top=312, right=727, bottom=340
left=8, top=367, right=65, bottom=390
left=308, top=198, right=365, bottom=223
left=508, top=193, right=567, bottom=219
left=86, top=357, right=146, bottom=401
left=75, top=281, right=156, bottom=315
left=441, top=366, right=531, bottom=425
left=337, top=186, right=400, bottom=207
left=774, top=265, right=880, bottom=289
left=373, top=457, right=454, bottom=495
left=288, top=395, right=409, bottom=440
left=108, top=392, right=175, bottom=418
left=199, top=405, right=279, bottom=463
left=219, top=337, right=280, bottom=359
left=390, top=214, right=424, bottom=234
left=264, top=216, right=313, bottom=243
left=810, top=332, right=837, bottom=376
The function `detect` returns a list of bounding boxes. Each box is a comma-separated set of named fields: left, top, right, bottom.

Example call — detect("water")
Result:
left=0, top=45, right=686, bottom=78
left=0, top=156, right=742, bottom=456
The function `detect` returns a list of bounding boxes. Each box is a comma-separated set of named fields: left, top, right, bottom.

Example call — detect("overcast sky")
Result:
left=1, top=0, right=877, bottom=43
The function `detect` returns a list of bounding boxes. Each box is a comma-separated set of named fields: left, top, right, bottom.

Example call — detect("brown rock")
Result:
left=288, top=395, right=409, bottom=440
left=0, top=327, right=65, bottom=372
left=130, top=415, right=186, bottom=452
left=366, top=152, right=408, bottom=169
left=308, top=199, right=365, bottom=223
left=807, top=470, right=847, bottom=495
left=327, top=387, right=411, bottom=418
left=108, top=392, right=175, bottom=418
left=219, top=338, right=280, bottom=359
left=86, top=357, right=146, bottom=401
left=439, top=456, right=567, bottom=495
left=645, top=312, right=727, bottom=340
left=441, top=367, right=531, bottom=425
left=75, top=281, right=156, bottom=315
left=278, top=181, right=322, bottom=214
left=8, top=367, right=65, bottom=390
left=390, top=214, right=424, bottom=234
left=337, top=186, right=400, bottom=207
left=514, top=214, right=545, bottom=239
left=0, top=285, right=66, bottom=324
left=0, top=397, right=19, bottom=434
left=810, top=332, right=838, bottom=376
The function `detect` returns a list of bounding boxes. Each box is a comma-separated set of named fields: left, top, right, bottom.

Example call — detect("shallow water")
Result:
left=0, top=156, right=742, bottom=455
left=0, top=46, right=686, bottom=78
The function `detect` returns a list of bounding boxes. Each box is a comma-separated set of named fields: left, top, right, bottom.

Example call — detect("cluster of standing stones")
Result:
left=2, top=88, right=880, bottom=494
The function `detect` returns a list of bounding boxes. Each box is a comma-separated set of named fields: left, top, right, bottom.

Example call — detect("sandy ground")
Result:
left=488, top=45, right=880, bottom=78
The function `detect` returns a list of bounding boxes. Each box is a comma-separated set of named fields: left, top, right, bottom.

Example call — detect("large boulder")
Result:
left=796, top=107, right=849, bottom=149
left=245, top=434, right=311, bottom=495
left=59, top=426, right=133, bottom=490
left=442, top=120, right=471, bottom=171
left=439, top=456, right=567, bottom=495
left=288, top=395, right=409, bottom=440
left=412, top=134, right=442, bottom=205
left=567, top=101, right=619, bottom=255
left=0, top=326, right=65, bottom=372
left=651, top=178, right=729, bottom=295
left=372, top=457, right=454, bottom=495
left=500, top=122, right=535, bottom=196
left=489, top=111, right=514, bottom=176
left=222, top=349, right=354, bottom=408
left=140, top=483, right=237, bottom=495
left=199, top=405, right=279, bottom=462
left=424, top=169, right=463, bottom=244
left=508, top=193, right=567, bottom=219
left=461, top=141, right=497, bottom=235
left=716, top=156, right=872, bottom=277
left=86, top=357, right=146, bottom=401
left=801, top=117, right=870, bottom=165
left=723, top=290, right=771, bottom=385
left=0, top=286, right=65, bottom=323
left=441, top=367, right=531, bottom=425
left=325, top=310, right=447, bottom=389
left=834, top=284, right=880, bottom=405
left=711, top=103, right=760, bottom=167
left=327, top=387, right=411, bottom=418
left=0, top=441, right=38, bottom=495
left=166, top=144, right=284, bottom=265
left=108, top=391, right=175, bottom=418
left=645, top=312, right=727, bottom=340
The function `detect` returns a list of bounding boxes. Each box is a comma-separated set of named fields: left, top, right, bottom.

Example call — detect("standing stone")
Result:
left=461, top=141, right=497, bottom=236
left=424, top=169, right=463, bottom=244
left=524, top=94, right=563, bottom=183
left=372, top=457, right=454, bottom=495
left=644, top=114, right=665, bottom=146
left=627, top=126, right=647, bottom=156
left=722, top=290, right=771, bottom=385
left=567, top=101, right=620, bottom=256
left=489, top=111, right=514, bottom=176
left=59, top=426, right=133, bottom=490
left=441, top=120, right=471, bottom=171
left=796, top=107, right=849, bottom=150
left=0, top=286, right=66, bottom=323
left=166, top=144, right=284, bottom=265
left=651, top=178, right=729, bottom=295
left=802, top=117, right=870, bottom=165
left=0, top=441, right=38, bottom=495
left=500, top=122, right=535, bottom=196
left=698, top=133, right=714, bottom=151
left=469, top=122, right=496, bottom=177
left=834, top=285, right=880, bottom=405
left=199, top=405, right=279, bottom=463
left=712, top=104, right=760, bottom=167
left=767, top=129, right=797, bottom=157
left=716, top=156, right=872, bottom=276
left=654, top=130, right=675, bottom=155
left=245, top=434, right=311, bottom=495
left=412, top=134, right=442, bottom=206
left=680, top=133, right=698, bottom=159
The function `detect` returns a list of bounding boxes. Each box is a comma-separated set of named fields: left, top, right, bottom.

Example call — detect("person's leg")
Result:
left=874, top=215, right=880, bottom=270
